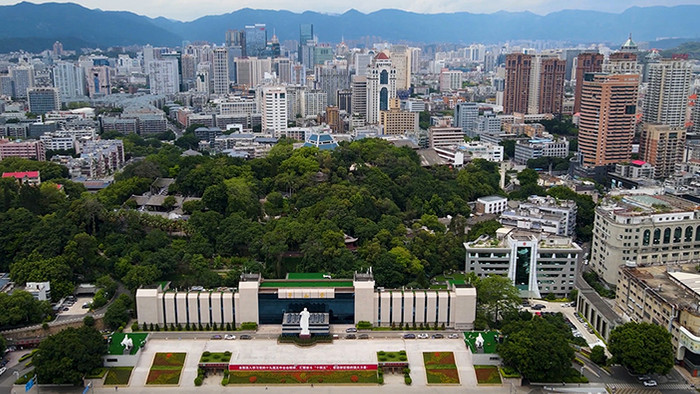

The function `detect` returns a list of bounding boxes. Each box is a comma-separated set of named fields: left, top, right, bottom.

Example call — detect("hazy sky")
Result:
left=3, top=0, right=700, bottom=21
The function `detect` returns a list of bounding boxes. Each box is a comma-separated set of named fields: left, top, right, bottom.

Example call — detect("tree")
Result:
left=499, top=317, right=575, bottom=382
left=33, top=326, right=107, bottom=384
left=0, top=334, right=5, bottom=355
left=476, top=275, right=521, bottom=327
left=466, top=219, right=501, bottom=242
left=608, top=322, right=674, bottom=375
left=104, top=294, right=133, bottom=330
left=83, top=315, right=95, bottom=327
left=590, top=345, right=607, bottom=366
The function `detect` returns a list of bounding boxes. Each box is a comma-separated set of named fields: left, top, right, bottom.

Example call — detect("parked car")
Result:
left=62, top=307, right=69, bottom=312
left=417, top=333, right=429, bottom=339
left=643, top=380, right=657, bottom=387
left=403, top=333, right=416, bottom=339
left=358, top=334, right=369, bottom=339
left=346, top=327, right=357, bottom=333
left=0, top=367, right=6, bottom=376
left=239, top=334, right=252, bottom=340
left=211, top=334, right=222, bottom=340
left=224, top=334, right=236, bottom=340
left=531, top=304, right=546, bottom=310
left=432, top=334, right=444, bottom=339
left=345, top=334, right=356, bottom=339
left=637, top=375, right=652, bottom=381
left=447, top=333, right=460, bottom=339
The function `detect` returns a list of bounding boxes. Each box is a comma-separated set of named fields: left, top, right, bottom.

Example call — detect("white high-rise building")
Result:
left=261, top=86, right=288, bottom=137
left=439, top=69, right=463, bottom=92
left=365, top=53, right=396, bottom=125
left=351, top=75, right=367, bottom=121
left=354, top=51, right=374, bottom=76
left=304, top=90, right=327, bottom=117
left=643, top=59, right=693, bottom=128
left=9, top=64, right=34, bottom=99
left=454, top=102, right=479, bottom=137
left=53, top=61, right=85, bottom=99
left=390, top=45, right=411, bottom=91
left=212, top=48, right=229, bottom=95
left=195, top=64, right=210, bottom=94
left=147, top=59, right=180, bottom=95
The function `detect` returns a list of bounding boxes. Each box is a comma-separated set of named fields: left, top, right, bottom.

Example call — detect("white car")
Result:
left=0, top=367, right=6, bottom=376
left=224, top=334, right=236, bottom=340
left=417, top=333, right=429, bottom=339
left=643, top=380, right=657, bottom=387
left=448, top=333, right=460, bottom=339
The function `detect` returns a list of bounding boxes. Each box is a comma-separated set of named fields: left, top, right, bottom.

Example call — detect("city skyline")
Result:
left=0, top=0, right=698, bottom=21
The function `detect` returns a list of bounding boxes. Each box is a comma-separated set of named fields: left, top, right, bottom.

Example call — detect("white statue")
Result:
left=475, top=333, right=484, bottom=349
left=120, top=335, right=133, bottom=352
left=299, top=308, right=311, bottom=336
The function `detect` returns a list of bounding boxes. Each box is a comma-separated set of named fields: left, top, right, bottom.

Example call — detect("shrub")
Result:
left=205, top=323, right=210, bottom=331
left=350, top=375, right=359, bottom=383
left=226, top=322, right=232, bottom=331
left=591, top=345, right=607, bottom=366
left=185, top=323, right=190, bottom=331
left=42, top=322, right=49, bottom=330
left=130, top=321, right=139, bottom=331
left=221, top=377, right=228, bottom=386
left=357, top=321, right=372, bottom=329
left=249, top=376, right=257, bottom=383
left=203, top=351, right=211, bottom=357
left=154, top=324, right=160, bottom=331
left=177, top=324, right=183, bottom=331
left=224, top=351, right=231, bottom=356
left=240, top=322, right=258, bottom=330
left=194, top=377, right=203, bottom=386
left=404, top=376, right=412, bottom=385
left=142, top=322, right=148, bottom=331
left=84, top=316, right=96, bottom=327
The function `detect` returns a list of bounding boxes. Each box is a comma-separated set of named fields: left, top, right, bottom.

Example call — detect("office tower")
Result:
left=410, top=48, right=422, bottom=75
left=180, top=54, right=196, bottom=87
left=261, top=86, right=287, bottom=137
left=562, top=49, right=583, bottom=81
left=313, top=45, right=333, bottom=66
left=391, top=45, right=411, bottom=91
left=147, top=58, right=180, bottom=95
left=235, top=57, right=272, bottom=88
left=195, top=65, right=210, bottom=94
left=439, top=69, right=463, bottom=92
left=573, top=53, right=603, bottom=114
left=87, top=66, right=110, bottom=98
left=326, top=106, right=343, bottom=132
left=351, top=76, right=367, bottom=121
left=304, top=90, right=327, bottom=117
left=365, top=53, right=396, bottom=124
left=454, top=102, right=479, bottom=137
left=53, top=41, right=64, bottom=57
left=315, top=64, right=350, bottom=106
left=274, top=58, right=292, bottom=84
left=53, top=61, right=85, bottom=99
left=639, top=123, right=686, bottom=179
left=604, top=52, right=639, bottom=75
left=226, top=29, right=246, bottom=56
left=354, top=51, right=374, bottom=76
left=301, top=39, right=317, bottom=69
left=537, top=57, right=566, bottom=115
left=245, top=24, right=267, bottom=58
left=337, top=90, right=352, bottom=113
left=0, top=75, right=13, bottom=97
left=504, top=53, right=532, bottom=114
left=643, top=59, right=693, bottom=128
left=578, top=73, right=639, bottom=167
left=9, top=64, right=34, bottom=99
left=212, top=48, right=229, bottom=95
left=299, top=24, right=314, bottom=62
left=27, top=87, right=61, bottom=114
left=142, top=45, right=156, bottom=70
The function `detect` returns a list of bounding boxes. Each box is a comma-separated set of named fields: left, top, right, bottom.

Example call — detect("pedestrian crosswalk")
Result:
left=607, top=383, right=694, bottom=393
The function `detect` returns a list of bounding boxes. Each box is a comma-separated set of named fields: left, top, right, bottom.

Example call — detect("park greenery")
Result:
left=33, top=326, right=107, bottom=384
left=608, top=322, right=674, bottom=375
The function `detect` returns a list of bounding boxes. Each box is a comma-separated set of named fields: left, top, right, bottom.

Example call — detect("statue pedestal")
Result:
left=299, top=333, right=311, bottom=340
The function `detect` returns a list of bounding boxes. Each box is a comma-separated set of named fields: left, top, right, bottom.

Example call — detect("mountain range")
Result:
left=1, top=2, right=700, bottom=52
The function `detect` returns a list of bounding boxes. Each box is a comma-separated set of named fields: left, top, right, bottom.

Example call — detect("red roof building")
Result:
left=2, top=171, right=41, bottom=186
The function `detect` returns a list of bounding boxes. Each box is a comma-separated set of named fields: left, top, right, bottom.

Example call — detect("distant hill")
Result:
left=660, top=41, right=700, bottom=60
left=1, top=2, right=700, bottom=51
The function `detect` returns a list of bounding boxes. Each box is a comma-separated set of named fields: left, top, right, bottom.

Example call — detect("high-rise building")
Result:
left=379, top=98, right=419, bottom=135
left=212, top=48, right=229, bottom=95
left=27, top=87, right=61, bottom=114
left=87, top=66, right=110, bottom=98
left=326, top=106, right=343, bottom=132
left=504, top=53, right=532, bottom=114
left=226, top=29, right=246, bottom=56
left=578, top=73, right=639, bottom=167
left=604, top=52, right=639, bottom=75
left=53, top=61, right=85, bottom=99
left=147, top=58, right=180, bottom=95
left=53, top=41, right=64, bottom=57
left=299, top=24, right=314, bottom=63
left=195, top=64, right=210, bottom=94
left=573, top=52, right=603, bottom=114
left=235, top=57, right=272, bottom=88
left=390, top=45, right=411, bottom=91
left=454, top=102, right=479, bottom=137
left=180, top=54, right=196, bottom=87
left=351, top=76, right=367, bottom=121
left=315, top=64, right=350, bottom=107
left=245, top=24, right=267, bottom=58
left=304, top=90, right=327, bottom=117
left=227, top=46, right=243, bottom=84
left=537, top=57, right=566, bottom=115
left=0, top=139, right=45, bottom=161
left=639, top=123, right=686, bottom=179
left=643, top=59, right=693, bottom=128
left=439, top=69, right=463, bottom=92
left=9, top=64, right=34, bottom=99
left=274, top=58, right=292, bottom=84
left=354, top=51, right=374, bottom=76
left=365, top=53, right=396, bottom=124
left=261, top=86, right=287, bottom=137
left=337, top=90, right=352, bottom=113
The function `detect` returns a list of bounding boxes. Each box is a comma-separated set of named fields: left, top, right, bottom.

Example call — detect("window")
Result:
left=696, top=225, right=700, bottom=241
left=685, top=226, right=693, bottom=242
left=653, top=228, right=661, bottom=244
left=674, top=227, right=682, bottom=243
left=663, top=228, right=671, bottom=244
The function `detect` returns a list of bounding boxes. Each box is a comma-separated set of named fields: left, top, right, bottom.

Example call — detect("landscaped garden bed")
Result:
left=423, top=352, right=460, bottom=384
left=146, top=352, right=186, bottom=385
left=226, top=370, right=378, bottom=384
left=104, top=367, right=133, bottom=385
left=376, top=350, right=408, bottom=363
left=474, top=365, right=502, bottom=384
left=199, top=351, right=232, bottom=364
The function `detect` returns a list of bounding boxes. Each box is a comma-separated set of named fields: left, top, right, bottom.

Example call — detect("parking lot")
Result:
left=57, top=296, right=94, bottom=316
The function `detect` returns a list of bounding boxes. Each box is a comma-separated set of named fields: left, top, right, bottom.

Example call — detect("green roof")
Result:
left=260, top=280, right=354, bottom=288
left=108, top=333, right=148, bottom=355
left=448, top=279, right=467, bottom=286
left=286, top=273, right=330, bottom=280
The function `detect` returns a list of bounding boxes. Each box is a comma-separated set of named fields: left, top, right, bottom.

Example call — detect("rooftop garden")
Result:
left=200, top=351, right=232, bottom=364
left=108, top=333, right=148, bottom=355
left=464, top=331, right=499, bottom=354
left=260, top=280, right=354, bottom=288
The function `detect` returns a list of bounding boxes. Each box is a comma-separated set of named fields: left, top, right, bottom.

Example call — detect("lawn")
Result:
left=423, top=352, right=460, bottom=384
left=200, top=351, right=232, bottom=363
left=377, top=351, right=408, bottom=363
left=474, top=365, right=502, bottom=384
left=85, top=367, right=107, bottom=379
left=260, top=280, right=354, bottom=288
left=464, top=331, right=499, bottom=354
left=227, top=370, right=378, bottom=384
left=104, top=367, right=133, bottom=385
left=146, top=352, right=186, bottom=385
left=108, top=332, right=148, bottom=355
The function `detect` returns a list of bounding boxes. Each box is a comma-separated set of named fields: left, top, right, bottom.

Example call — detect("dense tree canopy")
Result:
left=33, top=326, right=107, bottom=384
left=608, top=322, right=674, bottom=375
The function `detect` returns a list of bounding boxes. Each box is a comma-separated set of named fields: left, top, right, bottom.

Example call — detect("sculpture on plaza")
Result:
left=299, top=307, right=311, bottom=337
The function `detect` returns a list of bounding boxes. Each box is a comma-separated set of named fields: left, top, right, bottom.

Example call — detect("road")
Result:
left=520, top=301, right=602, bottom=348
